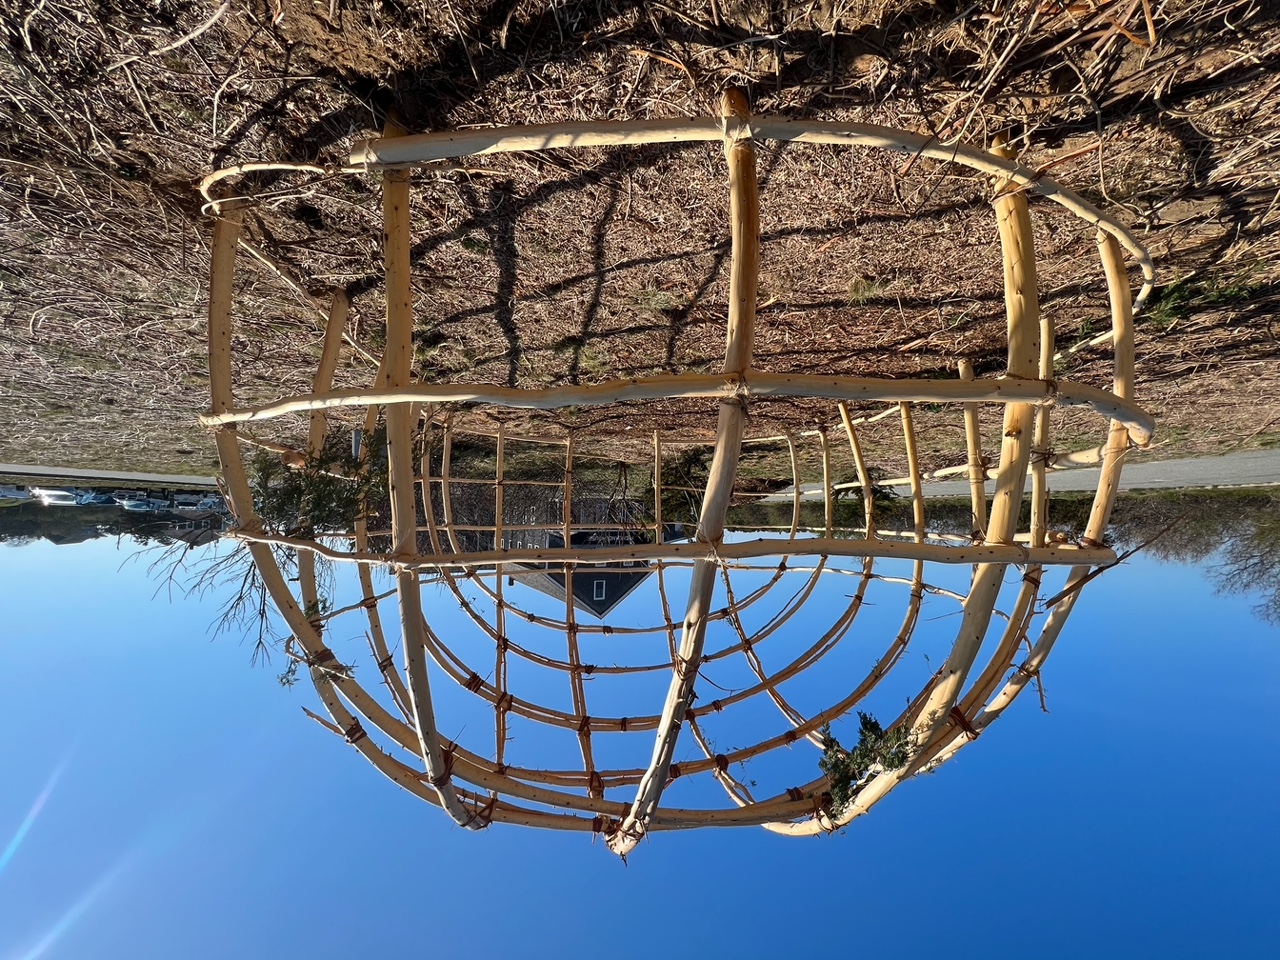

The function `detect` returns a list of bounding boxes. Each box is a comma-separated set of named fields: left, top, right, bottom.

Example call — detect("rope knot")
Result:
left=949, top=706, right=980, bottom=741
left=344, top=720, right=367, bottom=745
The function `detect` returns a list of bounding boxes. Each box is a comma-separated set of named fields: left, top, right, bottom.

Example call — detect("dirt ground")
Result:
left=1, top=0, right=1278, bottom=480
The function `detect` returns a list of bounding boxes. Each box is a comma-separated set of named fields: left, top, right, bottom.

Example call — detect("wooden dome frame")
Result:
left=201, top=91, right=1153, bottom=857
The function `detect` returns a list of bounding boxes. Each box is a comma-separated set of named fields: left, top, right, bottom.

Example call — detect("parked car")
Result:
left=33, top=488, right=80, bottom=506
left=76, top=492, right=118, bottom=506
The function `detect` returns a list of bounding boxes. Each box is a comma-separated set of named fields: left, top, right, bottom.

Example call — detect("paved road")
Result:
left=0, top=462, right=218, bottom=488
left=759, top=448, right=1280, bottom=502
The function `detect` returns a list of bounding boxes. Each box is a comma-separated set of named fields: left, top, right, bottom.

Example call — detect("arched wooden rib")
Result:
left=206, top=212, right=495, bottom=814
left=560, top=437, right=602, bottom=793
left=717, top=557, right=872, bottom=746
left=685, top=713, right=758, bottom=809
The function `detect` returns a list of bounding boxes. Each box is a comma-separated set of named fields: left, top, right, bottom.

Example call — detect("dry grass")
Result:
left=1, top=0, right=1278, bottom=476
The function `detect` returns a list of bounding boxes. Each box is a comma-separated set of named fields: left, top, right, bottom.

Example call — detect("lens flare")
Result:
left=0, top=763, right=66, bottom=880
left=8, top=857, right=131, bottom=960
left=3, top=787, right=227, bottom=960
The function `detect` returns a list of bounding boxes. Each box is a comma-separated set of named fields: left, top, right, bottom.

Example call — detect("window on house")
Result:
left=593, top=580, right=607, bottom=601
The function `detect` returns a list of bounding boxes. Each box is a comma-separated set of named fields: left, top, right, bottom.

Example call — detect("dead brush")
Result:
left=1, top=0, right=1278, bottom=474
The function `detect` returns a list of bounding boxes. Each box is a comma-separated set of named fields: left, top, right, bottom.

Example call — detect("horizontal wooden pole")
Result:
left=201, top=371, right=1154, bottom=445
left=347, top=116, right=1152, bottom=301
left=351, top=117, right=726, bottom=166
left=230, top=527, right=1116, bottom=569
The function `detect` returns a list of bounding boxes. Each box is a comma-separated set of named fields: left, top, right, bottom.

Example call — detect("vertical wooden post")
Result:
left=494, top=425, right=509, bottom=768
left=494, top=425, right=506, bottom=551
left=818, top=428, right=833, bottom=539
left=957, top=358, right=988, bottom=537
left=652, top=431, right=663, bottom=544
left=1087, top=231, right=1137, bottom=539
left=838, top=402, right=875, bottom=537
left=986, top=145, right=1040, bottom=544
left=298, top=289, right=351, bottom=626
left=208, top=206, right=243, bottom=419
left=785, top=432, right=801, bottom=540
left=845, top=146, right=1044, bottom=815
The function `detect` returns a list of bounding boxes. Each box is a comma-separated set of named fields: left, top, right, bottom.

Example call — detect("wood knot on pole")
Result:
left=720, top=87, right=753, bottom=149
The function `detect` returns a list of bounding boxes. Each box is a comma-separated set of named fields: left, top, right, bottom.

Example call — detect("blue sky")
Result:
left=2, top=536, right=1278, bottom=959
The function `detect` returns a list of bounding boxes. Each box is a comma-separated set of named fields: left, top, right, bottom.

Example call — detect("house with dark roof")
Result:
left=509, top=528, right=662, bottom=619
left=436, top=484, right=684, bottom=620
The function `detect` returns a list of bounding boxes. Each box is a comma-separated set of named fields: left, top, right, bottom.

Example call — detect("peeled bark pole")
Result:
left=382, top=164, right=481, bottom=829
left=607, top=90, right=759, bottom=856
left=908, top=154, right=1041, bottom=742
left=958, top=359, right=988, bottom=536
